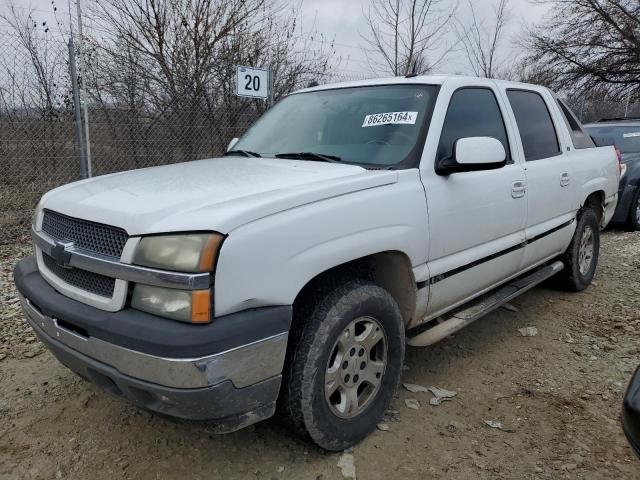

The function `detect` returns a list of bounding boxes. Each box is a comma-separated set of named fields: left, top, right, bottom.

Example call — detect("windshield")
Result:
left=585, top=125, right=640, bottom=154
left=233, top=84, right=438, bottom=167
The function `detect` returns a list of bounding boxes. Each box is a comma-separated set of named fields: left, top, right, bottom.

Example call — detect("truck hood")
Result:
left=40, top=157, right=398, bottom=235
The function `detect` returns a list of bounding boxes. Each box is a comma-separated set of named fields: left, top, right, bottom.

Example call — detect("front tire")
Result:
left=557, top=208, right=600, bottom=291
left=279, top=279, right=404, bottom=451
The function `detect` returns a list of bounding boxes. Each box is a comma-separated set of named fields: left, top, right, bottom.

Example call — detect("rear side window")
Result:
left=437, top=87, right=510, bottom=163
left=506, top=90, right=560, bottom=161
left=556, top=99, right=595, bottom=149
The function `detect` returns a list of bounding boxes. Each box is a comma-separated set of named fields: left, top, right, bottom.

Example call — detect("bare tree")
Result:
left=524, top=0, right=640, bottom=100
left=0, top=2, right=68, bottom=118
left=90, top=0, right=269, bottom=110
left=361, top=0, right=457, bottom=76
left=79, top=0, right=334, bottom=171
left=454, top=0, right=510, bottom=78
left=88, top=0, right=333, bottom=109
left=0, top=3, right=73, bottom=181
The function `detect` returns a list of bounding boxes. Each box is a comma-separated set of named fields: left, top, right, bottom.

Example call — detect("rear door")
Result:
left=502, top=88, right=576, bottom=268
left=420, top=80, right=527, bottom=318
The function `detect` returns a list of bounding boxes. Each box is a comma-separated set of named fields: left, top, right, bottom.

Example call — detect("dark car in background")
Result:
left=623, top=367, right=640, bottom=459
left=585, top=119, right=640, bottom=231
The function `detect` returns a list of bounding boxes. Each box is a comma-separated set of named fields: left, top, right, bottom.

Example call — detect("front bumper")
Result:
left=623, top=366, right=640, bottom=459
left=14, top=256, right=292, bottom=430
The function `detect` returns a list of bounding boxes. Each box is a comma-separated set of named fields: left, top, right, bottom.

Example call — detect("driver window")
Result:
left=437, top=88, right=511, bottom=164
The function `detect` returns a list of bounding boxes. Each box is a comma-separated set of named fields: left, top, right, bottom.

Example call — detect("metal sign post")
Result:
left=268, top=69, right=274, bottom=108
left=75, top=0, right=92, bottom=177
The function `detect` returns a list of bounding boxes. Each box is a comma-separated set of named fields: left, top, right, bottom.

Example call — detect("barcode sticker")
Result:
left=362, top=111, right=418, bottom=127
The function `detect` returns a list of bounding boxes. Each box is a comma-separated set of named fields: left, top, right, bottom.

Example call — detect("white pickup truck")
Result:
left=14, top=75, right=619, bottom=450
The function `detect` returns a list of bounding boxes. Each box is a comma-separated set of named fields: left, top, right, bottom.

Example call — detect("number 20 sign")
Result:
left=236, top=66, right=270, bottom=100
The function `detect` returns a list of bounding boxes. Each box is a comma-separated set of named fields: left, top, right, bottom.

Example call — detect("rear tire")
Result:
left=279, top=279, right=404, bottom=451
left=557, top=208, right=600, bottom=291
left=625, top=187, right=640, bottom=232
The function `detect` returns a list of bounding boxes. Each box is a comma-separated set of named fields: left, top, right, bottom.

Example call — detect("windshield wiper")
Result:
left=224, top=149, right=262, bottom=158
left=274, top=152, right=342, bottom=163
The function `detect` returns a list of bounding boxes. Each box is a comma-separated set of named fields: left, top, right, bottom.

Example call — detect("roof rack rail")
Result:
left=597, top=116, right=640, bottom=122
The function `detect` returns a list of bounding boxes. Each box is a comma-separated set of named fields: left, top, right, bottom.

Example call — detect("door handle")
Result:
left=511, top=181, right=526, bottom=198
left=560, top=172, right=570, bottom=187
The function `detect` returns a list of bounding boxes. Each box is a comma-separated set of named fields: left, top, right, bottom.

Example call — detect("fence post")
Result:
left=68, top=38, right=88, bottom=179
left=76, top=0, right=93, bottom=177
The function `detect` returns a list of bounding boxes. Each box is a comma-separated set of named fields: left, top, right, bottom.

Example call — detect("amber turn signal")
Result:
left=191, top=290, right=211, bottom=323
left=199, top=235, right=224, bottom=272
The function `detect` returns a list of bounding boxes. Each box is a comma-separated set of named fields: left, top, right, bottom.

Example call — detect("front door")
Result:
left=421, top=84, right=527, bottom=318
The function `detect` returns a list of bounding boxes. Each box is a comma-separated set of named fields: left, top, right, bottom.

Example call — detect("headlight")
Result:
left=133, top=233, right=224, bottom=272
left=131, top=285, right=211, bottom=323
left=131, top=233, right=223, bottom=322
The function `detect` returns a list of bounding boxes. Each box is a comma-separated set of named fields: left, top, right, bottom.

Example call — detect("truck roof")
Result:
left=294, top=74, right=549, bottom=95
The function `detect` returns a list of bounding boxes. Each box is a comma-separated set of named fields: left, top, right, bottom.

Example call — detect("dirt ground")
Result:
left=1, top=230, right=639, bottom=479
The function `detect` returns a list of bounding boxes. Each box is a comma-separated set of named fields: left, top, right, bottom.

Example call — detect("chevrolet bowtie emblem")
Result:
left=51, top=241, right=73, bottom=268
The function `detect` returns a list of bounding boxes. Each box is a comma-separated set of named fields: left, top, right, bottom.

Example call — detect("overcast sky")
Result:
left=298, top=0, right=550, bottom=77
left=11, top=0, right=549, bottom=77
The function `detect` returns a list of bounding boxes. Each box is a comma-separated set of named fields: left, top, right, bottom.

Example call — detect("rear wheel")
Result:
left=279, top=279, right=404, bottom=451
left=625, top=187, right=640, bottom=232
left=557, top=208, right=600, bottom=291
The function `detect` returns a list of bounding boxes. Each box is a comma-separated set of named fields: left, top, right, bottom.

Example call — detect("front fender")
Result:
left=214, top=171, right=429, bottom=317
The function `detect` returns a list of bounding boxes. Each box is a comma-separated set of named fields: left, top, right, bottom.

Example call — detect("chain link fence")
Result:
left=568, top=95, right=640, bottom=124
left=0, top=19, right=365, bottom=244
left=85, top=104, right=258, bottom=175
left=1, top=28, right=77, bottom=243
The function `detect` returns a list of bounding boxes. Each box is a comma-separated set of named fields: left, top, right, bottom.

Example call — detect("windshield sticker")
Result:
left=623, top=132, right=640, bottom=138
left=362, top=111, right=418, bottom=127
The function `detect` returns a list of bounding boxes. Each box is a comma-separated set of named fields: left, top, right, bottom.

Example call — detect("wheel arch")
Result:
left=292, top=250, right=417, bottom=327
left=582, top=190, right=606, bottom=225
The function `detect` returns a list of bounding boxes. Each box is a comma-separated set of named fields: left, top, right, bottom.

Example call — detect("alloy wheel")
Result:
left=578, top=225, right=594, bottom=275
left=324, top=316, right=387, bottom=419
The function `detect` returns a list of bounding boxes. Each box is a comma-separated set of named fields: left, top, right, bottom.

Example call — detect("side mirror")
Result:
left=227, top=137, right=239, bottom=152
left=436, top=136, right=507, bottom=175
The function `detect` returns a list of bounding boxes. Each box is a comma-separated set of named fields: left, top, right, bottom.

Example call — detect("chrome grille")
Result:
left=42, top=253, right=116, bottom=298
left=42, top=210, right=128, bottom=258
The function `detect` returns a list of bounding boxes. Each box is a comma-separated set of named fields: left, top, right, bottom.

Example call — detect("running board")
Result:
left=407, top=261, right=564, bottom=347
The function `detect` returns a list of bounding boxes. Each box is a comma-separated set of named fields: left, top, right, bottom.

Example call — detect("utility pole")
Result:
left=75, top=0, right=92, bottom=177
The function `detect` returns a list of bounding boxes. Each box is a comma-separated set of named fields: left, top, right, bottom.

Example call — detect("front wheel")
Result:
left=279, top=280, right=404, bottom=451
left=557, top=208, right=600, bottom=291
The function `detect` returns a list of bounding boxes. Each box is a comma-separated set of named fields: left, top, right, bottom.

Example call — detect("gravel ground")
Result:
left=1, top=230, right=639, bottom=479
